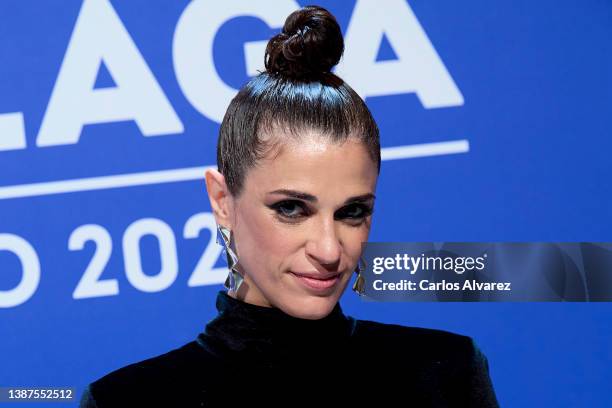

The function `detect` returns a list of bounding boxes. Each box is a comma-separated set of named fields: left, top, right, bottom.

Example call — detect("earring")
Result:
left=352, top=256, right=367, bottom=296
left=216, top=224, right=244, bottom=293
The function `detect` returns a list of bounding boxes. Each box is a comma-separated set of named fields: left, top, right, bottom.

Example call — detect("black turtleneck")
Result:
left=196, top=290, right=355, bottom=369
left=81, top=290, right=499, bottom=407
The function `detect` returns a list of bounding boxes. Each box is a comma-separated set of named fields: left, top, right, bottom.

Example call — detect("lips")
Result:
left=290, top=271, right=341, bottom=280
left=290, top=271, right=342, bottom=291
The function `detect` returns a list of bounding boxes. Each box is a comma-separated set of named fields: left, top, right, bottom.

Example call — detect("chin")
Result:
left=280, top=292, right=339, bottom=320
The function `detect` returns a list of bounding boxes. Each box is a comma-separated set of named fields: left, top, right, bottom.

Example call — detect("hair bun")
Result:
left=264, top=5, right=344, bottom=80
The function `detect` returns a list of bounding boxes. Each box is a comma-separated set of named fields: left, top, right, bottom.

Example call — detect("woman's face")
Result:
left=207, top=129, right=378, bottom=320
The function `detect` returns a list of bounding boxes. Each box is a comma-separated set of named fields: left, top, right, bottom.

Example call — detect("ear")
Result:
left=204, top=168, right=234, bottom=228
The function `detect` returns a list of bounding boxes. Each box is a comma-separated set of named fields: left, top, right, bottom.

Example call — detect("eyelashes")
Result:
left=268, top=200, right=374, bottom=224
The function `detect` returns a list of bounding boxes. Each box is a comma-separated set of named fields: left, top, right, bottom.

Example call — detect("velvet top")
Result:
left=80, top=290, right=500, bottom=407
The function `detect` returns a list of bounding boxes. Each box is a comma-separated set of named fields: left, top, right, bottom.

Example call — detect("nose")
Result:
left=305, top=216, right=342, bottom=268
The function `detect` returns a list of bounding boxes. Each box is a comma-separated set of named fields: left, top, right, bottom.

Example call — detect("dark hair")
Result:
left=217, top=5, right=381, bottom=197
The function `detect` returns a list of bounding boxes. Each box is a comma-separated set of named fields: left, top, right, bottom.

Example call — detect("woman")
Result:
left=81, top=5, right=499, bottom=407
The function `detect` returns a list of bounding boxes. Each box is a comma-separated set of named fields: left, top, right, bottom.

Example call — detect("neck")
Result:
left=196, top=290, right=356, bottom=367
left=226, top=286, right=274, bottom=309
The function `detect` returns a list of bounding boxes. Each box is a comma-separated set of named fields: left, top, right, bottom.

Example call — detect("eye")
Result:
left=269, top=200, right=308, bottom=219
left=335, top=204, right=374, bottom=220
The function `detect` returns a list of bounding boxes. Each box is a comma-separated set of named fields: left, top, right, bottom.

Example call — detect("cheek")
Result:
left=342, top=227, right=370, bottom=257
left=235, top=207, right=298, bottom=274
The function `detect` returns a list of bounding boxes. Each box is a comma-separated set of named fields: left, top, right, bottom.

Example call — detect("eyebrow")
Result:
left=267, top=189, right=375, bottom=205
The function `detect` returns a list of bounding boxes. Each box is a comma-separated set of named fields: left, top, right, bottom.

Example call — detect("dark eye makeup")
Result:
left=267, top=199, right=374, bottom=224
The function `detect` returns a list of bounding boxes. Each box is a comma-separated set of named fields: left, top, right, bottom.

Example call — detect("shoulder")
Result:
left=353, top=318, right=475, bottom=353
left=350, top=319, right=487, bottom=379
left=82, top=341, right=215, bottom=407
left=349, top=319, right=499, bottom=407
left=93, top=341, right=208, bottom=384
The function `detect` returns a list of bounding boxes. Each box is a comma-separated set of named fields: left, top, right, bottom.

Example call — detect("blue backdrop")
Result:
left=1, top=0, right=611, bottom=406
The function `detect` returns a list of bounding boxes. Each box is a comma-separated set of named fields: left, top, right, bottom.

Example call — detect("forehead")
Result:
left=244, top=129, right=378, bottom=198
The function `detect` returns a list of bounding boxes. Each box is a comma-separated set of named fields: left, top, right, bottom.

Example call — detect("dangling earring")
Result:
left=352, top=256, right=367, bottom=296
left=216, top=224, right=244, bottom=293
